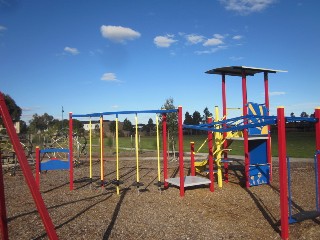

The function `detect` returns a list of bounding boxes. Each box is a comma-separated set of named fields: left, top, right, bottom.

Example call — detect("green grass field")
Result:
left=89, top=131, right=317, bottom=158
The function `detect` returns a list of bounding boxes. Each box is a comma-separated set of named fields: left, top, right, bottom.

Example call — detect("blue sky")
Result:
left=0, top=0, right=319, bottom=124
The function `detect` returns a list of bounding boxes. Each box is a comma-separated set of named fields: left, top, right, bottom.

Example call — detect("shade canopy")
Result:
left=205, top=66, right=287, bottom=77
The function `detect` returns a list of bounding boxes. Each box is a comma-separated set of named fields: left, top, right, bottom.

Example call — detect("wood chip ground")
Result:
left=2, top=154, right=320, bottom=239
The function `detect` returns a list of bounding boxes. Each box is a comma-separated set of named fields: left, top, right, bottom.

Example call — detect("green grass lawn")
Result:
left=87, top=131, right=317, bottom=158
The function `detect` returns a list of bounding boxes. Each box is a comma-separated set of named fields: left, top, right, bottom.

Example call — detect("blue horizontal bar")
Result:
left=183, top=116, right=277, bottom=133
left=73, top=109, right=178, bottom=118
left=286, top=117, right=317, bottom=123
left=40, top=148, right=70, bottom=153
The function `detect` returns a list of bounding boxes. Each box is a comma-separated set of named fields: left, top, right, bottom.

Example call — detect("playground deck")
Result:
left=3, top=155, right=320, bottom=239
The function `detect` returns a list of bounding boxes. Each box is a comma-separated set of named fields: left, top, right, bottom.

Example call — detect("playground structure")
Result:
left=0, top=66, right=319, bottom=240
left=192, top=106, right=243, bottom=187
left=70, top=108, right=187, bottom=194
left=42, top=130, right=87, bottom=165
left=181, top=66, right=320, bottom=240
left=35, top=147, right=73, bottom=190
left=0, top=134, right=34, bottom=176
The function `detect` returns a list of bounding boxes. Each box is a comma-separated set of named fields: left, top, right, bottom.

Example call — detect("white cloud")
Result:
left=154, top=34, right=177, bottom=48
left=203, top=37, right=224, bottom=46
left=100, top=25, right=141, bottom=43
left=230, top=56, right=244, bottom=61
left=101, top=72, right=119, bottom=82
left=233, top=35, right=243, bottom=40
left=64, top=46, right=80, bottom=55
left=89, top=49, right=103, bottom=56
left=186, top=34, right=205, bottom=45
left=213, top=33, right=224, bottom=39
left=0, top=25, right=7, bottom=32
left=219, top=0, right=275, bottom=15
left=269, top=91, right=286, bottom=96
left=195, top=46, right=228, bottom=55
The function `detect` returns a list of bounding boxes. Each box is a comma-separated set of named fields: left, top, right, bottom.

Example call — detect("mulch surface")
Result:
left=2, top=155, right=320, bottom=239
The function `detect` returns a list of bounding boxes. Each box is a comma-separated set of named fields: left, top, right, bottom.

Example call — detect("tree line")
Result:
left=1, top=94, right=317, bottom=137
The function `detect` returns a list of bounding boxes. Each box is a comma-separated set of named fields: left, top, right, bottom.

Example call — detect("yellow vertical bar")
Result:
left=156, top=115, right=161, bottom=182
left=116, top=116, right=120, bottom=195
left=135, top=114, right=139, bottom=183
left=100, top=115, right=104, bottom=185
left=215, top=106, right=223, bottom=188
left=89, top=117, right=92, bottom=181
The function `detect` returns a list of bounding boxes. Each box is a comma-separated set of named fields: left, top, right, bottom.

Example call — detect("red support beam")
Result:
left=0, top=151, right=8, bottom=240
left=178, top=106, right=185, bottom=197
left=190, top=142, right=195, bottom=176
left=277, top=107, right=289, bottom=240
left=162, top=113, right=168, bottom=188
left=208, top=117, right=214, bottom=192
left=0, top=92, right=58, bottom=239
left=315, top=107, right=320, bottom=211
left=264, top=72, right=272, bottom=182
left=242, top=70, right=250, bottom=188
left=69, top=113, right=74, bottom=191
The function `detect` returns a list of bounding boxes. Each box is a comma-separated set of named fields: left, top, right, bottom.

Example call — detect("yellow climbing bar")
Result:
left=135, top=114, right=140, bottom=183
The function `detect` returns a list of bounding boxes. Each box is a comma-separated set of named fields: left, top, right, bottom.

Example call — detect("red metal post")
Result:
left=0, top=151, right=8, bottom=240
left=277, top=107, right=289, bottom=240
left=0, top=92, right=58, bottom=239
left=190, top=142, right=195, bottom=176
left=222, top=73, right=229, bottom=182
left=178, top=106, right=185, bottom=197
left=100, top=115, right=104, bottom=187
left=35, top=146, right=40, bottom=188
left=69, top=112, right=74, bottom=191
left=162, top=113, right=168, bottom=188
left=315, top=107, right=320, bottom=211
left=264, top=72, right=272, bottom=182
left=242, top=70, right=250, bottom=188
left=208, top=117, right=214, bottom=192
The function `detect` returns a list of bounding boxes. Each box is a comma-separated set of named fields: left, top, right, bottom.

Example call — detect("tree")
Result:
left=300, top=112, right=309, bottom=118
left=19, top=120, right=28, bottom=134
left=192, top=111, right=202, bottom=125
left=290, top=112, right=295, bottom=118
left=0, top=94, right=22, bottom=125
left=28, top=113, right=54, bottom=133
left=146, top=118, right=154, bottom=134
left=184, top=112, right=193, bottom=125
left=109, top=120, right=116, bottom=135
left=161, top=97, right=178, bottom=159
left=123, top=118, right=133, bottom=133
left=73, top=119, right=84, bottom=134
left=299, top=112, right=310, bottom=132
left=94, top=124, right=100, bottom=135
left=202, top=107, right=212, bottom=123
left=184, top=111, right=193, bottom=135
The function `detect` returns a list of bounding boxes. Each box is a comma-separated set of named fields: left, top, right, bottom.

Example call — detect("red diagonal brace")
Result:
left=0, top=152, right=9, bottom=240
left=0, top=92, right=58, bottom=239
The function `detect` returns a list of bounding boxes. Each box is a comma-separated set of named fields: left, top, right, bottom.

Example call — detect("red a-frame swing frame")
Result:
left=0, top=92, right=58, bottom=239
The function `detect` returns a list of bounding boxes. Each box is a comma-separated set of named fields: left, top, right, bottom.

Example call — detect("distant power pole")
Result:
left=61, top=106, right=64, bottom=130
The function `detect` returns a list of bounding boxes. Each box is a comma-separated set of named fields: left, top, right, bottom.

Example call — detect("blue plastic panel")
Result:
left=247, top=102, right=268, bottom=135
left=40, top=160, right=70, bottom=171
left=249, top=164, right=270, bottom=186
left=249, top=140, right=267, bottom=165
